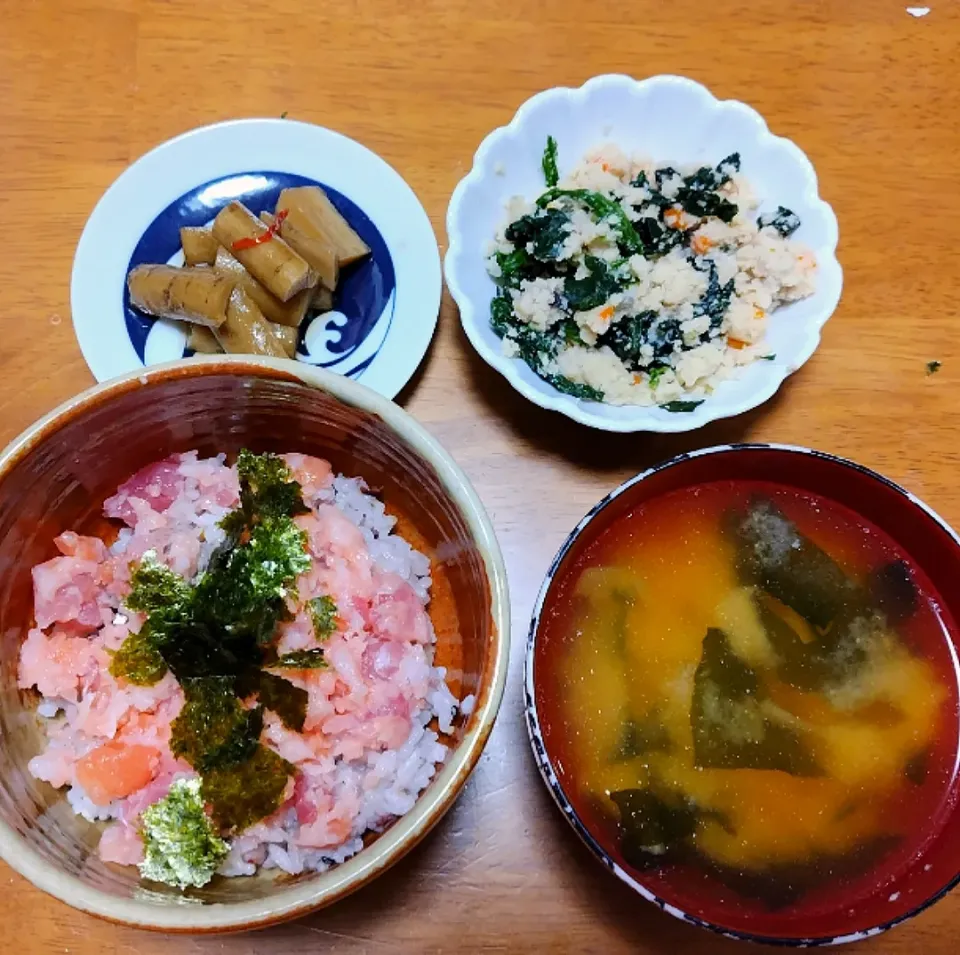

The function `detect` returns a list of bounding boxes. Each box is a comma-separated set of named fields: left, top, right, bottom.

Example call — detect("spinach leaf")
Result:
left=563, top=255, right=626, bottom=312
left=599, top=311, right=654, bottom=370
left=660, top=400, right=703, bottom=413
left=648, top=317, right=683, bottom=359
left=599, top=311, right=682, bottom=369
left=490, top=289, right=563, bottom=371
left=490, top=289, right=514, bottom=336
left=488, top=289, right=602, bottom=400
left=558, top=318, right=582, bottom=345
left=677, top=181, right=738, bottom=222
left=675, top=154, right=741, bottom=222
left=716, top=152, right=741, bottom=179
left=537, top=188, right=644, bottom=256
left=655, top=166, right=680, bottom=190
left=541, top=135, right=560, bottom=187
left=691, top=628, right=821, bottom=775
left=632, top=214, right=687, bottom=255
left=493, top=248, right=541, bottom=289
left=600, top=311, right=683, bottom=374
left=926, top=359, right=942, bottom=375
left=544, top=374, right=603, bottom=402
left=505, top=208, right=571, bottom=262
left=492, top=308, right=564, bottom=375
left=693, top=261, right=735, bottom=330
left=647, top=364, right=668, bottom=387
left=758, top=206, right=801, bottom=237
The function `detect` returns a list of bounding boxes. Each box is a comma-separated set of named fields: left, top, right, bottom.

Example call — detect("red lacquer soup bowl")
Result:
left=525, top=444, right=960, bottom=946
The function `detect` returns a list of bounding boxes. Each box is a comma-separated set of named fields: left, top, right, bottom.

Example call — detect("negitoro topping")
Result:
left=110, top=451, right=340, bottom=883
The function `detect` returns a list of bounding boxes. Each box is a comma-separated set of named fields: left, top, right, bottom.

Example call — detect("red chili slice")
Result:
left=231, top=208, right=289, bottom=252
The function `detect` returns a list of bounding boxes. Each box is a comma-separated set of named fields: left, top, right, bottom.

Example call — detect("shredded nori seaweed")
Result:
left=255, top=670, right=308, bottom=732
left=171, top=677, right=263, bottom=773
left=201, top=745, right=295, bottom=833
left=109, top=627, right=168, bottom=686
left=273, top=648, right=328, bottom=669
left=139, top=777, right=229, bottom=888
left=117, top=451, right=326, bottom=838
left=309, top=595, right=338, bottom=641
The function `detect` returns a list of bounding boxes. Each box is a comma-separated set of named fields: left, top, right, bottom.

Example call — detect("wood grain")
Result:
left=0, top=0, right=957, bottom=950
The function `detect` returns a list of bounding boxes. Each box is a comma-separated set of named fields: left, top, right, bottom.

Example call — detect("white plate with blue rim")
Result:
left=71, top=119, right=442, bottom=398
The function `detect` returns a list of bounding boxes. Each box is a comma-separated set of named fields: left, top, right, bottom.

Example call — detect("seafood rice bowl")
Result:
left=18, top=448, right=470, bottom=889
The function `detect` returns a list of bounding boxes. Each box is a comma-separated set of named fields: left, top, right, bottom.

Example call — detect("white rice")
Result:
left=316, top=475, right=433, bottom=602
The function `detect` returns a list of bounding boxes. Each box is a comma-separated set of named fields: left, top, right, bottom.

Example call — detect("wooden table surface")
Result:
left=1, top=0, right=958, bottom=951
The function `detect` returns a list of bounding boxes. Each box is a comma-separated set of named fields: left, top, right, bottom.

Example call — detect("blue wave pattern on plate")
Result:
left=123, top=172, right=396, bottom=376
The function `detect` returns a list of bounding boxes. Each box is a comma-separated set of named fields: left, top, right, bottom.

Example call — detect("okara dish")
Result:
left=527, top=445, right=960, bottom=945
left=488, top=139, right=816, bottom=411
left=20, top=449, right=466, bottom=889
left=127, top=187, right=371, bottom=360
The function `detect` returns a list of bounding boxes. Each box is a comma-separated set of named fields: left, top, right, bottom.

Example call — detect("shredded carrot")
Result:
left=728, top=337, right=748, bottom=350
left=663, top=207, right=686, bottom=229
left=598, top=306, right=615, bottom=321
left=601, top=162, right=610, bottom=172
left=691, top=233, right=713, bottom=255
left=754, top=307, right=765, bottom=320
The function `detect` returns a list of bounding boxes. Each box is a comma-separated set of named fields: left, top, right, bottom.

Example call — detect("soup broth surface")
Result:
left=539, top=481, right=960, bottom=911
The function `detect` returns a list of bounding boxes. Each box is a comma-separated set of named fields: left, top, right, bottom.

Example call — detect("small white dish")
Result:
left=72, top=119, right=442, bottom=398
left=445, top=74, right=842, bottom=433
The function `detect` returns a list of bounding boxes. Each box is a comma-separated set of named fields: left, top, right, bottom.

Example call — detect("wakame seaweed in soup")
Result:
left=538, top=480, right=959, bottom=913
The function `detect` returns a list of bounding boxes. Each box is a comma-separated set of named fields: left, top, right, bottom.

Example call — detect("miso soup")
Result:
left=539, top=481, right=960, bottom=913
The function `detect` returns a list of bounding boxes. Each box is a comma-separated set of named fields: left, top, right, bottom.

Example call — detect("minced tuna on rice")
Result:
left=19, top=450, right=470, bottom=886
left=486, top=138, right=817, bottom=409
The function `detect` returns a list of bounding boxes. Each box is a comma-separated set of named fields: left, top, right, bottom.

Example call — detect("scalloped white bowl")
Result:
left=445, top=74, right=842, bottom=433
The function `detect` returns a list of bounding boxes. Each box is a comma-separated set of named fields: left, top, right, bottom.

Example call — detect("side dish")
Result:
left=487, top=138, right=817, bottom=410
left=19, top=450, right=468, bottom=889
left=126, top=187, right=371, bottom=361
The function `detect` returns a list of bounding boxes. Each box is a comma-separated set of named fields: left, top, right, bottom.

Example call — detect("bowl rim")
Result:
left=523, top=441, right=960, bottom=946
left=0, top=355, right=510, bottom=932
left=445, top=73, right=843, bottom=433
